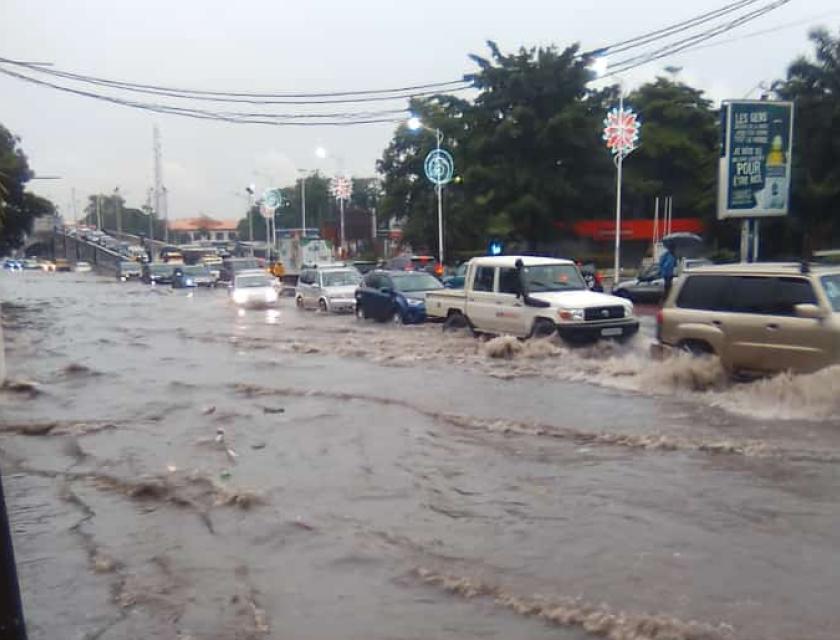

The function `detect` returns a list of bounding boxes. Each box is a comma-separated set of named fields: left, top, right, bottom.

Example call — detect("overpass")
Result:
left=51, top=231, right=124, bottom=273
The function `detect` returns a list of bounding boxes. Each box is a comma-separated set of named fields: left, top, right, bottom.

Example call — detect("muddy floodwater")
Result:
left=2, top=271, right=839, bottom=640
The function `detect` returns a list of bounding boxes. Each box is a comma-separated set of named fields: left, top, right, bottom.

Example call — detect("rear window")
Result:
left=677, top=275, right=817, bottom=315
left=676, top=275, right=731, bottom=311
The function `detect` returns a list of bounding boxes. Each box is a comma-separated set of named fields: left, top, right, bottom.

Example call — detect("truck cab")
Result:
left=426, top=256, right=639, bottom=343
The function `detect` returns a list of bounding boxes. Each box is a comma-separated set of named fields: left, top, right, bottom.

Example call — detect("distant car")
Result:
left=230, top=272, right=278, bottom=307
left=613, top=264, right=664, bottom=303
left=614, top=258, right=712, bottom=303
left=142, top=262, right=175, bottom=284
left=73, top=261, right=92, bottom=273
left=295, top=266, right=362, bottom=312
left=351, top=260, right=378, bottom=275
left=385, top=255, right=444, bottom=278
left=172, top=264, right=216, bottom=288
left=54, top=258, right=71, bottom=272
left=3, top=259, right=22, bottom=271
left=39, top=259, right=56, bottom=272
left=21, top=259, right=41, bottom=270
left=117, top=261, right=143, bottom=281
left=442, top=262, right=468, bottom=289
left=355, top=269, right=443, bottom=324
left=220, top=257, right=262, bottom=282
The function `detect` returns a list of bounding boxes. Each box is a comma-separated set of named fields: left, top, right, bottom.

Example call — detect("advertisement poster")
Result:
left=718, top=100, right=794, bottom=219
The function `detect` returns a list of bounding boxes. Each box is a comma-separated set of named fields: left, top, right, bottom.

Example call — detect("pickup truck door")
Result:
left=466, top=266, right=501, bottom=332
left=495, top=267, right=529, bottom=336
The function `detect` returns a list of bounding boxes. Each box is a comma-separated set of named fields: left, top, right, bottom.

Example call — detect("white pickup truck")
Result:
left=426, top=256, right=639, bottom=343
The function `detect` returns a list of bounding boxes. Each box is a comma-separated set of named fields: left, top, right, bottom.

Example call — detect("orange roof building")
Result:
left=168, top=217, right=239, bottom=243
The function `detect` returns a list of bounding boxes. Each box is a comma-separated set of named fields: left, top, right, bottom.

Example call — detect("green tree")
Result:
left=622, top=78, right=718, bottom=223
left=0, top=124, right=55, bottom=253
left=774, top=27, right=840, bottom=252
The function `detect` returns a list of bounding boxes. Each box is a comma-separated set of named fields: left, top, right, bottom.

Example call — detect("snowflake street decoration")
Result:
left=329, top=176, right=353, bottom=201
left=603, top=107, right=640, bottom=157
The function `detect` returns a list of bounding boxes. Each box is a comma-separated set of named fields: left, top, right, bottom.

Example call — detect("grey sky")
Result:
left=1, top=0, right=837, bottom=221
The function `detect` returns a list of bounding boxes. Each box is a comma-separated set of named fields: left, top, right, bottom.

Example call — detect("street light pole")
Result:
left=114, top=187, right=122, bottom=235
left=435, top=128, right=444, bottom=266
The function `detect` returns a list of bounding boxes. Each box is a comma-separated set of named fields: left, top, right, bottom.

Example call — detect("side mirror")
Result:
left=794, top=303, right=825, bottom=320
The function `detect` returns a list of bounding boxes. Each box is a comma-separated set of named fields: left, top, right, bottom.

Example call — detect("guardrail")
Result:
left=53, top=232, right=124, bottom=273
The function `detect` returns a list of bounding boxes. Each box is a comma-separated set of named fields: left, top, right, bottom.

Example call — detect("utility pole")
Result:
left=162, top=186, right=169, bottom=244
left=71, top=188, right=78, bottom=225
left=114, top=187, right=122, bottom=234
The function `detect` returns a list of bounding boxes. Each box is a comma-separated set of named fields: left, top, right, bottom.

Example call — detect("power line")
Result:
left=0, top=66, right=405, bottom=126
left=605, top=0, right=793, bottom=75
left=0, top=56, right=471, bottom=103
left=589, top=0, right=765, bottom=57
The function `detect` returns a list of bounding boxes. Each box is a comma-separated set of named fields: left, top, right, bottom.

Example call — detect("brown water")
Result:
left=2, top=271, right=839, bottom=640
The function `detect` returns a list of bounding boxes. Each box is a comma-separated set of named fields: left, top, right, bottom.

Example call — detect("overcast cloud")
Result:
left=1, top=0, right=838, bottom=220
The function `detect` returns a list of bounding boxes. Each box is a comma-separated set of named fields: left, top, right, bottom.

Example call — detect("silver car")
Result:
left=230, top=272, right=279, bottom=308
left=295, top=266, right=362, bottom=312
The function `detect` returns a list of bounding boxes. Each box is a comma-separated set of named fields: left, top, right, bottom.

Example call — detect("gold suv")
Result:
left=656, top=263, right=840, bottom=375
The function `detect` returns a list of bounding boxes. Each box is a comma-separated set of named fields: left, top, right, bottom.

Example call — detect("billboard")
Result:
left=718, top=100, right=794, bottom=219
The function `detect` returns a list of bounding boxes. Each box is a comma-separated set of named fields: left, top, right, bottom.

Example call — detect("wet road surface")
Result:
left=2, top=271, right=839, bottom=640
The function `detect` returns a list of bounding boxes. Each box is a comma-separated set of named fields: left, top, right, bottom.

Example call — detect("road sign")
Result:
left=718, top=100, right=794, bottom=219
left=424, top=149, right=454, bottom=186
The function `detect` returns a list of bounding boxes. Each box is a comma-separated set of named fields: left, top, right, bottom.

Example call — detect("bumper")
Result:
left=555, top=319, right=640, bottom=342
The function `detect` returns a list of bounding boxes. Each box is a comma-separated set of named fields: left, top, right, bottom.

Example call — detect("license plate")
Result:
left=601, top=327, right=623, bottom=337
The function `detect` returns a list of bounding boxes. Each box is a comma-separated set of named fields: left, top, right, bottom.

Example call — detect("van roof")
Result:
left=469, top=255, right=575, bottom=268
left=685, top=262, right=840, bottom=276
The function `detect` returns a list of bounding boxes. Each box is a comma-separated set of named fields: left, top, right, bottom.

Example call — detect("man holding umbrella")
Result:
left=659, top=243, right=677, bottom=301
left=659, top=232, right=703, bottom=301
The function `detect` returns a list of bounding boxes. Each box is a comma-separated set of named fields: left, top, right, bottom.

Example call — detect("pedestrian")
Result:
left=659, top=245, right=677, bottom=301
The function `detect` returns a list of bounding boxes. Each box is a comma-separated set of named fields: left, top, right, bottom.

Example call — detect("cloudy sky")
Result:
left=1, top=0, right=837, bottom=220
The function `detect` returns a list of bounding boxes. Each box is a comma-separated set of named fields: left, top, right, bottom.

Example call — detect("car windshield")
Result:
left=183, top=265, right=210, bottom=276
left=524, top=264, right=586, bottom=292
left=149, top=264, right=172, bottom=274
left=236, top=275, right=273, bottom=288
left=391, top=272, right=443, bottom=292
left=322, top=270, right=361, bottom=287
left=820, top=274, right=840, bottom=312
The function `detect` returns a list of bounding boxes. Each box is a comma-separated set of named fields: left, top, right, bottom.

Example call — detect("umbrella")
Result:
left=662, top=232, right=703, bottom=256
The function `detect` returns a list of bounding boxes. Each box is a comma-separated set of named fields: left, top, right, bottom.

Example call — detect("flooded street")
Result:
left=2, top=271, right=840, bottom=640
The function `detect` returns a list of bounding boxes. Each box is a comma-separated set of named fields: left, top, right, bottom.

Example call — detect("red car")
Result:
left=385, top=255, right=444, bottom=278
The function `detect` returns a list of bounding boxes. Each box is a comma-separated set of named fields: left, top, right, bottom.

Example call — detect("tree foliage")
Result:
left=82, top=194, right=166, bottom=240
left=774, top=27, right=840, bottom=251
left=376, top=44, right=728, bottom=259
left=0, top=123, right=55, bottom=253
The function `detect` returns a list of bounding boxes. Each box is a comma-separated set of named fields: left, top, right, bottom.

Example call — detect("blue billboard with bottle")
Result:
left=718, top=100, right=794, bottom=219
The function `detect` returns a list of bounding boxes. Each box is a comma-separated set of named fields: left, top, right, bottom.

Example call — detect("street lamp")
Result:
left=297, top=168, right=315, bottom=236
left=407, top=115, right=452, bottom=266
left=315, top=148, right=351, bottom=252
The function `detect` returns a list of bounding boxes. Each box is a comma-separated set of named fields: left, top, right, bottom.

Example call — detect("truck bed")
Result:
left=425, top=289, right=467, bottom=320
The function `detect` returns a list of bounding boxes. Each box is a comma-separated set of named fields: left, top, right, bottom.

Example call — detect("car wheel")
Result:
left=355, top=303, right=368, bottom=320
left=443, top=310, right=468, bottom=332
left=318, top=299, right=328, bottom=313
left=295, top=296, right=305, bottom=310
left=678, top=340, right=714, bottom=357
left=391, top=309, right=404, bottom=325
left=530, top=318, right=556, bottom=339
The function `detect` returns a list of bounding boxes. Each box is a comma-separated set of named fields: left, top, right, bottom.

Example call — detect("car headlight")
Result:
left=406, top=298, right=424, bottom=306
left=232, top=290, right=248, bottom=304
left=558, top=308, right=585, bottom=321
left=185, top=278, right=194, bottom=286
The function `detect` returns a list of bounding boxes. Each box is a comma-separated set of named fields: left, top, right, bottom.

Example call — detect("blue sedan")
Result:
left=355, top=270, right=443, bottom=324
